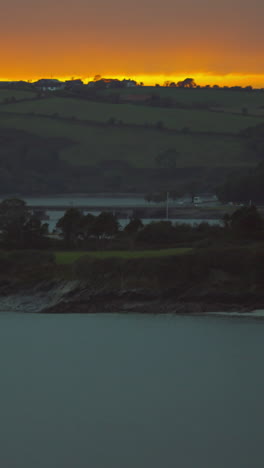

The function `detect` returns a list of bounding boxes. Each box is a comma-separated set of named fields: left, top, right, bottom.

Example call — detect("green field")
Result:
left=0, top=89, right=37, bottom=103
left=0, top=112, right=257, bottom=168
left=0, top=86, right=263, bottom=181
left=55, top=248, right=192, bottom=264
left=2, top=96, right=264, bottom=133
left=105, top=86, right=264, bottom=113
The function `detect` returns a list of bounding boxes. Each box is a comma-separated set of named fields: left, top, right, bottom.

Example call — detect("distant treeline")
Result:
left=0, top=198, right=263, bottom=251
left=1, top=76, right=261, bottom=91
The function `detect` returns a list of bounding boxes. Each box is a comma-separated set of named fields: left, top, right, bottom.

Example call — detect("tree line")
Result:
left=0, top=198, right=263, bottom=250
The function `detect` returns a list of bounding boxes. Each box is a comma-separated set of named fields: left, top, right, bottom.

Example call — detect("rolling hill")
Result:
left=0, top=86, right=263, bottom=194
left=0, top=111, right=258, bottom=168
left=0, top=88, right=37, bottom=103
left=2, top=95, right=264, bottom=133
left=104, top=86, right=264, bottom=114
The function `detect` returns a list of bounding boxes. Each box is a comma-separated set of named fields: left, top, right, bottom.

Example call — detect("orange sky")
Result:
left=2, top=0, right=264, bottom=87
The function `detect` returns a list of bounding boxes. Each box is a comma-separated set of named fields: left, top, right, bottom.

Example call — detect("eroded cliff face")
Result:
left=0, top=274, right=263, bottom=315
left=1, top=248, right=264, bottom=314
left=0, top=280, right=81, bottom=313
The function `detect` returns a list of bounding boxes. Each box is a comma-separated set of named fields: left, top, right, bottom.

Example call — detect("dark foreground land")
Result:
left=1, top=247, right=264, bottom=315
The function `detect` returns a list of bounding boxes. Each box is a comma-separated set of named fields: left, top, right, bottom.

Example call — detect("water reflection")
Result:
left=0, top=313, right=263, bottom=468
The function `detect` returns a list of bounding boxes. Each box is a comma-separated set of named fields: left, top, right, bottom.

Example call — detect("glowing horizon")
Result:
left=1, top=72, right=264, bottom=89
left=2, top=0, right=264, bottom=89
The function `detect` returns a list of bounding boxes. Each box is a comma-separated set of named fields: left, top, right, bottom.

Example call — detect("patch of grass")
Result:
left=2, top=96, right=264, bottom=133
left=55, top=248, right=192, bottom=264
left=0, top=113, right=257, bottom=168
left=105, top=87, right=264, bottom=111
left=0, top=89, right=37, bottom=103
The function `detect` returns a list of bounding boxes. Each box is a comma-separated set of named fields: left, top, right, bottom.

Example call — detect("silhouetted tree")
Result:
left=0, top=198, right=48, bottom=248
left=124, top=217, right=143, bottom=235
left=56, top=208, right=83, bottom=244
left=91, top=212, right=119, bottom=239
left=177, top=78, right=197, bottom=88
left=137, top=221, right=176, bottom=245
left=79, top=213, right=96, bottom=241
left=225, top=206, right=263, bottom=238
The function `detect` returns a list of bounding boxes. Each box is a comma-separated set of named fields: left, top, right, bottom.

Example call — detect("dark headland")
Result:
left=1, top=246, right=264, bottom=315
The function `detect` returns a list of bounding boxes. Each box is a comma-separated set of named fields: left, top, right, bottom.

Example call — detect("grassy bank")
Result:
left=1, top=246, right=264, bottom=309
left=68, top=245, right=264, bottom=294
left=55, top=248, right=192, bottom=264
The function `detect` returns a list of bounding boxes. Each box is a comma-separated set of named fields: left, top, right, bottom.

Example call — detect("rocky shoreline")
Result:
left=42, top=288, right=264, bottom=315
left=1, top=279, right=263, bottom=315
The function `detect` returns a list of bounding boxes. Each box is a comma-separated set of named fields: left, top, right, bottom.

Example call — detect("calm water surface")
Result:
left=47, top=210, right=221, bottom=231
left=0, top=195, right=221, bottom=230
left=0, top=313, right=263, bottom=468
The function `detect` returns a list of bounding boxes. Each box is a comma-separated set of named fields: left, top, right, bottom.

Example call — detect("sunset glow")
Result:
left=1, top=73, right=264, bottom=89
left=1, top=0, right=264, bottom=87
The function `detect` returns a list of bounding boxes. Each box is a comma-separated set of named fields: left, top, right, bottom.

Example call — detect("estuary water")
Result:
left=0, top=313, right=264, bottom=468
left=0, top=194, right=221, bottom=230
left=47, top=210, right=221, bottom=231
